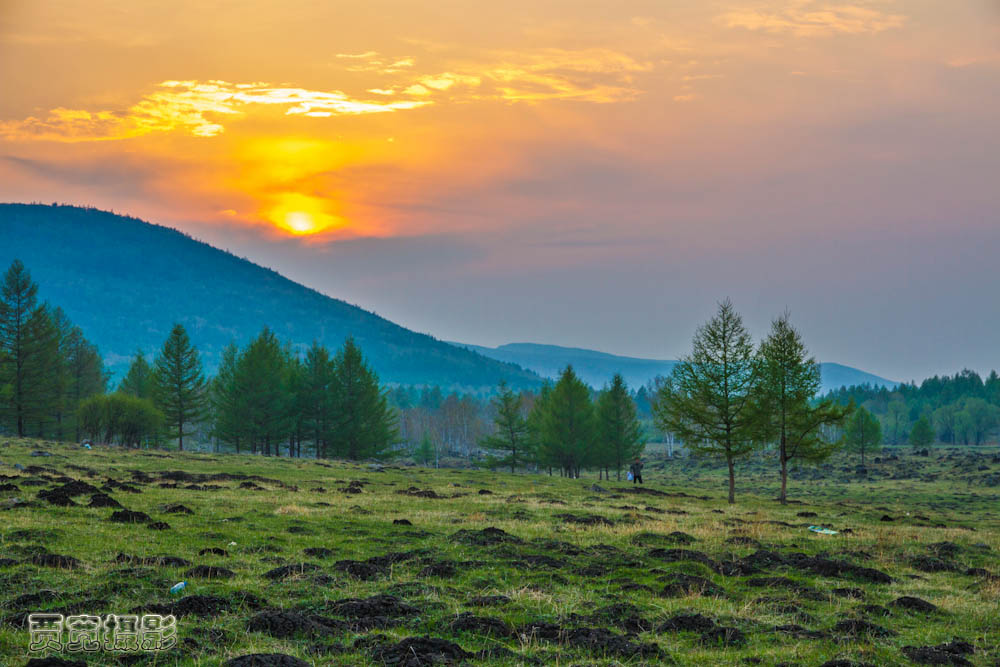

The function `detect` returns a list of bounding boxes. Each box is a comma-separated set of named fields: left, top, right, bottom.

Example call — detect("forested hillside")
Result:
left=0, top=203, right=539, bottom=390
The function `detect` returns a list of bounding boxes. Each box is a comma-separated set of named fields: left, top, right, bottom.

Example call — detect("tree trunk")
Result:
left=178, top=421, right=183, bottom=451
left=779, top=438, right=788, bottom=505
left=727, top=457, right=735, bottom=504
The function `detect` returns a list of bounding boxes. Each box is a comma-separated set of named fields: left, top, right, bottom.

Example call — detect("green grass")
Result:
left=1, top=438, right=998, bottom=666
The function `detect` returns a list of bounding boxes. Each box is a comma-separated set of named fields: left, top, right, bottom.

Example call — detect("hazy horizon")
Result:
left=2, top=1, right=998, bottom=383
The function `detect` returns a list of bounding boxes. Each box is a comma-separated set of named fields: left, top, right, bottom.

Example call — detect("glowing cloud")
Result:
left=719, top=2, right=905, bottom=36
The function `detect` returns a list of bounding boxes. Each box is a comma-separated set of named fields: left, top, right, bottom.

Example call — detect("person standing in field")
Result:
left=629, top=457, right=644, bottom=485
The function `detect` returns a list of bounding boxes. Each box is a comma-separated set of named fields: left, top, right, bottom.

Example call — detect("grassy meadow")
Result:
left=1, top=438, right=998, bottom=666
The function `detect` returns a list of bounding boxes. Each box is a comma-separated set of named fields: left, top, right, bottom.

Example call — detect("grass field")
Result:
left=1, top=438, right=998, bottom=666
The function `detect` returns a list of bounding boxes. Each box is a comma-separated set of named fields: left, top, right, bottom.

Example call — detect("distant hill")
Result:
left=0, top=203, right=541, bottom=390
left=451, top=342, right=897, bottom=393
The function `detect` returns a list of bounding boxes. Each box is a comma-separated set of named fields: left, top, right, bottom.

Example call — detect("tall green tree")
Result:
left=0, top=260, right=45, bottom=436
left=119, top=350, right=155, bottom=400
left=653, top=299, right=760, bottom=503
left=535, top=366, right=595, bottom=478
left=233, top=328, right=290, bottom=456
left=301, top=341, right=336, bottom=458
left=756, top=313, right=849, bottom=504
left=479, top=381, right=530, bottom=473
left=210, top=342, right=245, bottom=453
left=64, top=326, right=106, bottom=441
left=910, top=415, right=934, bottom=449
left=844, top=406, right=881, bottom=466
left=329, top=337, right=398, bottom=460
left=153, top=323, right=207, bottom=450
left=596, top=374, right=644, bottom=480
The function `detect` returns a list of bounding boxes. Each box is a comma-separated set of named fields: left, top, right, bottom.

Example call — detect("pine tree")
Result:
left=210, top=342, right=245, bottom=453
left=536, top=366, right=595, bottom=478
left=0, top=260, right=42, bottom=435
left=233, top=328, right=290, bottom=456
left=65, top=327, right=107, bottom=441
left=756, top=313, right=849, bottom=504
left=653, top=299, right=760, bottom=503
left=596, top=374, right=644, bottom=480
left=301, top=341, right=335, bottom=458
left=329, top=337, right=398, bottom=460
left=153, top=323, right=207, bottom=450
left=415, top=431, right=435, bottom=466
left=119, top=350, right=155, bottom=399
left=479, top=381, right=530, bottom=472
left=910, top=415, right=934, bottom=449
left=844, top=406, right=881, bottom=466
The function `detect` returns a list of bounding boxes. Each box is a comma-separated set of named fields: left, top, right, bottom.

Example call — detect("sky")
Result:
left=1, top=1, right=998, bottom=383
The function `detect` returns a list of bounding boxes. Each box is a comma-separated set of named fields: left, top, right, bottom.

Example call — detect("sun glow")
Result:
left=267, top=193, right=343, bottom=236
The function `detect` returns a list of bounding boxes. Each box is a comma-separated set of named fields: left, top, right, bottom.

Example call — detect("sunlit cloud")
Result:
left=0, top=80, right=431, bottom=142
left=719, top=2, right=905, bottom=36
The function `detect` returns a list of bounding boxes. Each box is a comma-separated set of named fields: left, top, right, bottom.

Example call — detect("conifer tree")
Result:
left=844, top=406, right=881, bottom=466
left=233, top=328, right=289, bottom=456
left=653, top=299, right=760, bottom=503
left=65, top=327, right=107, bottom=441
left=329, top=337, right=398, bottom=460
left=153, top=323, right=206, bottom=450
left=119, top=350, right=155, bottom=399
left=756, top=313, right=849, bottom=504
left=0, top=260, right=42, bottom=435
left=210, top=342, right=245, bottom=452
left=597, top=373, right=644, bottom=480
left=536, top=366, right=595, bottom=478
left=910, top=414, right=934, bottom=449
left=301, top=341, right=335, bottom=457
left=479, top=381, right=530, bottom=472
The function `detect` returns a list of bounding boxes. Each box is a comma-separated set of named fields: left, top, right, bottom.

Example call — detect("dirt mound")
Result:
left=562, top=627, right=663, bottom=658
left=115, top=553, right=190, bottom=567
left=393, top=519, right=413, bottom=525
left=303, top=547, right=335, bottom=558
left=832, top=619, right=897, bottom=638
left=575, top=603, right=652, bottom=633
left=901, top=640, right=974, bottom=666
left=418, top=562, right=457, bottom=578
left=199, top=547, right=229, bottom=557
left=700, top=626, right=747, bottom=646
left=911, top=556, right=959, bottom=573
left=37, top=487, right=77, bottom=506
left=325, top=594, right=420, bottom=631
left=449, top=612, right=513, bottom=636
left=451, top=527, right=522, bottom=546
left=334, top=560, right=384, bottom=580
left=891, top=596, right=937, bottom=613
left=30, top=553, right=80, bottom=569
left=136, top=594, right=230, bottom=617
left=660, top=612, right=717, bottom=632
left=555, top=512, right=614, bottom=526
left=660, top=574, right=725, bottom=597
left=396, top=487, right=443, bottom=499
left=647, top=548, right=720, bottom=572
left=224, top=654, right=310, bottom=667
left=370, top=635, right=472, bottom=666
left=465, top=595, right=510, bottom=607
left=148, top=521, right=170, bottom=530
left=247, top=609, right=343, bottom=638
left=784, top=553, right=893, bottom=584
left=926, top=542, right=962, bottom=557
left=109, top=509, right=151, bottom=523
left=186, top=565, right=235, bottom=578
left=163, top=503, right=194, bottom=514
left=263, top=563, right=321, bottom=580
left=631, top=531, right=695, bottom=546
left=832, top=587, right=865, bottom=599
left=87, top=493, right=122, bottom=508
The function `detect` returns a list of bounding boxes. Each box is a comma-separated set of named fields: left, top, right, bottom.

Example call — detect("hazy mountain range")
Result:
left=1, top=203, right=895, bottom=394
left=452, top=342, right=896, bottom=394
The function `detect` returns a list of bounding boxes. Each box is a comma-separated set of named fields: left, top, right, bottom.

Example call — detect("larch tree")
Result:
left=653, top=298, right=760, bottom=504
left=756, top=313, right=850, bottom=504
left=0, top=259, right=42, bottom=436
left=844, top=406, right=881, bottom=466
left=479, top=381, right=530, bottom=473
left=910, top=414, right=934, bottom=449
left=596, top=373, right=645, bottom=480
left=153, top=323, right=207, bottom=450
left=119, top=350, right=155, bottom=400
left=536, top=366, right=595, bottom=478
left=329, top=337, right=398, bottom=460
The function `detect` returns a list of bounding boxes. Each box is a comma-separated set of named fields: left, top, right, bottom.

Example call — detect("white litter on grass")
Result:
left=808, top=525, right=838, bottom=535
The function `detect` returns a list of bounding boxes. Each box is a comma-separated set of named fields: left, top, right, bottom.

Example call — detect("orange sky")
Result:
left=2, top=1, right=999, bottom=379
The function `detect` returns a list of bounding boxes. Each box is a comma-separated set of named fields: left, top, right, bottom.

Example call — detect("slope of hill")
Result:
left=0, top=203, right=540, bottom=389
left=452, top=342, right=897, bottom=393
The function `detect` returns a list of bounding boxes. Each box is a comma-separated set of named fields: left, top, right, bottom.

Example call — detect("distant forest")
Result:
left=825, top=371, right=1000, bottom=447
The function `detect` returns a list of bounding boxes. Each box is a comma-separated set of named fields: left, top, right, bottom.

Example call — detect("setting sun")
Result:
left=283, top=211, right=318, bottom=234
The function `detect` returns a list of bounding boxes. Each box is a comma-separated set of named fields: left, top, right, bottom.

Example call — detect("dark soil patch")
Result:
left=325, top=594, right=420, bottom=631
left=115, top=553, right=190, bottom=567
left=247, top=609, right=343, bottom=638
left=148, top=521, right=170, bottom=530
left=555, top=512, right=615, bottom=526
left=396, top=487, right=443, bottom=499
left=465, top=595, right=510, bottom=607
left=891, top=596, right=938, bottom=613
left=449, top=612, right=513, bottom=636
left=911, top=556, right=959, bottom=573
left=163, top=504, right=194, bottom=514
left=660, top=574, right=725, bottom=597
left=901, top=640, right=974, bottom=666
left=832, top=587, right=865, bottom=599
left=185, top=565, right=235, bottom=578
left=927, top=542, right=962, bottom=558
left=334, top=560, right=384, bottom=580
left=37, top=487, right=77, bottom=506
left=199, top=547, right=229, bottom=557
left=418, top=562, right=457, bottom=578
left=224, top=654, right=310, bottom=667
left=832, top=619, right=897, bottom=638
left=700, top=626, right=747, bottom=646
left=393, top=519, right=412, bottom=525
left=303, top=547, right=335, bottom=558
left=575, top=603, right=653, bottom=633
left=87, top=493, right=122, bottom=508
left=451, top=527, right=522, bottom=546
left=30, top=553, right=80, bottom=569
left=109, top=509, right=151, bottom=523
left=797, top=511, right=818, bottom=518
left=562, top=627, right=663, bottom=658
left=660, top=612, right=717, bottom=632
left=859, top=604, right=891, bottom=617
left=647, top=548, right=720, bottom=572
left=370, top=635, right=472, bottom=666
left=263, top=563, right=321, bottom=580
